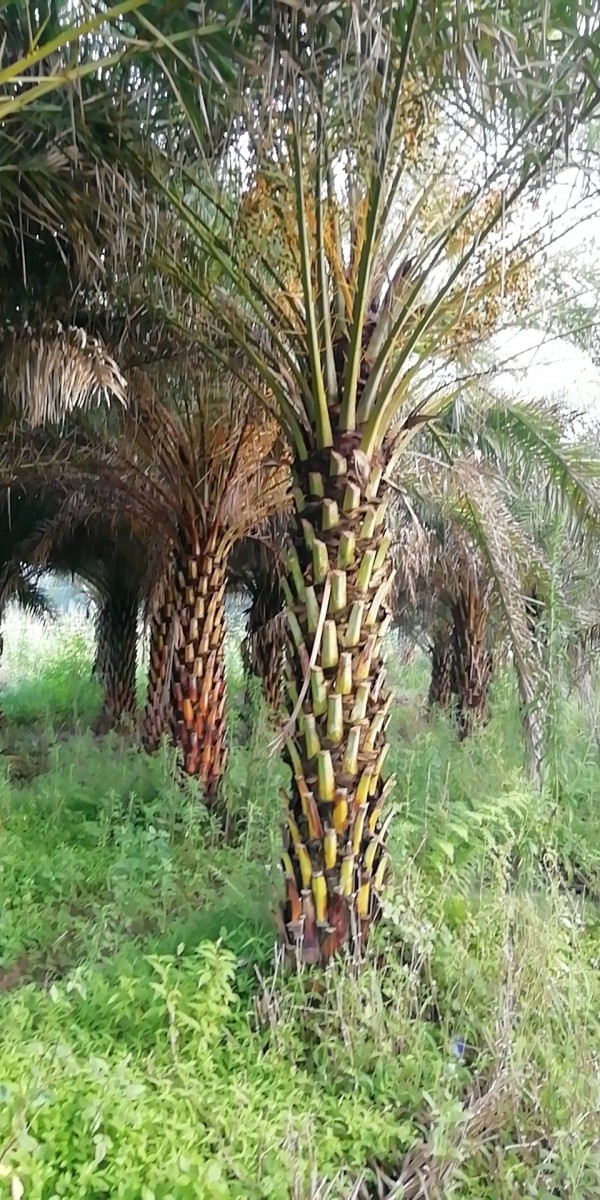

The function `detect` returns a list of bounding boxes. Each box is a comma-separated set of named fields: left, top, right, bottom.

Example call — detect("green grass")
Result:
left=1, top=615, right=600, bottom=1197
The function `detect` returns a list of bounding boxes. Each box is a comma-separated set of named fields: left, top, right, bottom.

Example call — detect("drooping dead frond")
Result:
left=0, top=560, right=54, bottom=623
left=391, top=491, right=434, bottom=612
left=389, top=445, right=549, bottom=774
left=122, top=358, right=292, bottom=552
left=0, top=322, right=127, bottom=424
left=360, top=1068, right=516, bottom=1199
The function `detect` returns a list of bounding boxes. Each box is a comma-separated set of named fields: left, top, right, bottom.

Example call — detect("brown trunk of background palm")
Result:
left=242, top=582, right=285, bottom=713
left=281, top=434, right=395, bottom=964
left=94, top=593, right=138, bottom=731
left=141, top=580, right=177, bottom=753
left=171, top=533, right=228, bottom=797
left=428, top=625, right=454, bottom=710
left=451, top=588, right=492, bottom=739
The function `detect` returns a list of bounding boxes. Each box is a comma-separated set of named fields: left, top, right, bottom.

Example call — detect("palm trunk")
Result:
left=94, top=592, right=138, bottom=730
left=171, top=534, right=228, bottom=797
left=281, top=440, right=395, bottom=965
left=242, top=580, right=285, bottom=712
left=451, top=585, right=493, bottom=739
left=427, top=624, right=453, bottom=710
left=141, top=578, right=177, bottom=753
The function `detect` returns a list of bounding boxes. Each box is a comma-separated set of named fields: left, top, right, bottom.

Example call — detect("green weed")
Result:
left=0, top=617, right=599, bottom=1196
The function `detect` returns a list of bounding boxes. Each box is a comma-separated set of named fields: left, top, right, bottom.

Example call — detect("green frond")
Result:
left=479, top=398, right=600, bottom=538
left=0, top=0, right=147, bottom=119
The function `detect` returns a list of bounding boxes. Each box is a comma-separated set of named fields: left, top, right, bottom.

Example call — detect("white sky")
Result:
left=494, top=167, right=600, bottom=419
left=494, top=326, right=600, bottom=411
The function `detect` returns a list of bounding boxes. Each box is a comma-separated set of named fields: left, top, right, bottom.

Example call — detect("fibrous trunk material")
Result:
left=171, top=535, right=228, bottom=797
left=141, top=579, right=177, bottom=753
left=94, top=592, right=138, bottom=729
left=451, top=585, right=493, bottom=738
left=281, top=437, right=395, bottom=964
left=428, top=625, right=453, bottom=710
left=242, top=580, right=285, bottom=713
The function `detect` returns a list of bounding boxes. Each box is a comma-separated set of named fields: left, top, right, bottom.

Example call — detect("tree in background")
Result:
left=391, top=388, right=600, bottom=784
left=4, top=0, right=600, bottom=964
left=0, top=364, right=290, bottom=795
left=6, top=513, right=152, bottom=731
left=144, top=0, right=600, bottom=961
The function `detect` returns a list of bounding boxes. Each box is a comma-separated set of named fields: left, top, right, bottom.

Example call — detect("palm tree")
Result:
left=127, top=370, right=291, bottom=793
left=434, top=531, right=497, bottom=738
left=0, top=42, right=292, bottom=777
left=0, top=488, right=59, bottom=721
left=0, top=363, right=291, bottom=794
left=2, top=2, right=288, bottom=773
left=10, top=512, right=152, bottom=731
left=391, top=391, right=600, bottom=778
left=88, top=540, right=146, bottom=733
left=392, top=500, right=499, bottom=733
left=7, top=2, right=600, bottom=958
left=0, top=0, right=255, bottom=431
left=137, top=1, right=600, bottom=960
left=2, top=0, right=295, bottom=780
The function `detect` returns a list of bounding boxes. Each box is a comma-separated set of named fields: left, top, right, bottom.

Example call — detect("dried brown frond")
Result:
left=360, top=1070, right=515, bottom=1199
left=0, top=322, right=127, bottom=424
left=122, top=359, right=292, bottom=551
left=0, top=351, right=292, bottom=585
left=0, top=474, right=161, bottom=622
left=391, top=499, right=433, bottom=611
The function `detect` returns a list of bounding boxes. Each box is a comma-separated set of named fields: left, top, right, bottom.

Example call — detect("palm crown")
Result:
left=2, top=0, right=600, bottom=965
